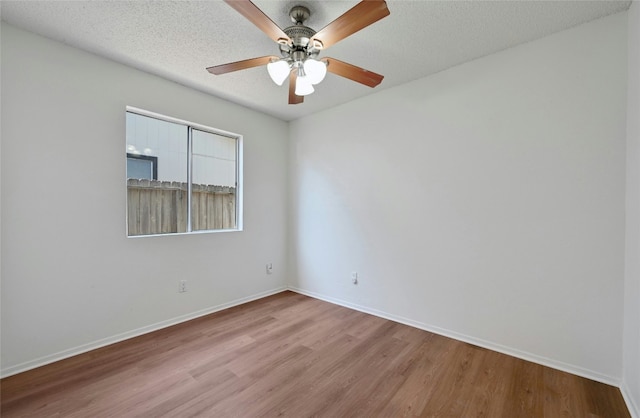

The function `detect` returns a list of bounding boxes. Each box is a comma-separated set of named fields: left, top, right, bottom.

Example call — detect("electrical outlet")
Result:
left=351, top=272, right=358, bottom=285
left=266, top=263, right=273, bottom=274
left=179, top=280, right=187, bottom=293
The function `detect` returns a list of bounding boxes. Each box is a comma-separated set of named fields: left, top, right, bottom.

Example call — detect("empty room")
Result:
left=1, top=0, right=639, bottom=416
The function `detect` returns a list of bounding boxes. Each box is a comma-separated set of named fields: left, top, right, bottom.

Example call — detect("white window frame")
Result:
left=126, top=106, right=243, bottom=237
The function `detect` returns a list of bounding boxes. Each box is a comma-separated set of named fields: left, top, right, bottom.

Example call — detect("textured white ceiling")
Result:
left=1, top=0, right=631, bottom=121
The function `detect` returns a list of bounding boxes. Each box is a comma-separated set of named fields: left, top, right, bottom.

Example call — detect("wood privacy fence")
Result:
left=127, top=179, right=236, bottom=236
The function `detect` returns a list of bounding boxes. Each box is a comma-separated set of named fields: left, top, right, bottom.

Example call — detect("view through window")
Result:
left=126, top=109, right=241, bottom=236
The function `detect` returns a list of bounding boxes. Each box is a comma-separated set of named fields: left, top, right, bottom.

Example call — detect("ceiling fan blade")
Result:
left=310, top=0, right=389, bottom=50
left=224, top=0, right=291, bottom=45
left=206, top=56, right=278, bottom=75
left=289, top=70, right=304, bottom=105
left=323, top=58, right=384, bottom=88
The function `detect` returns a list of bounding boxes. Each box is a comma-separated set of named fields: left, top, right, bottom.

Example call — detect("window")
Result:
left=126, top=108, right=242, bottom=236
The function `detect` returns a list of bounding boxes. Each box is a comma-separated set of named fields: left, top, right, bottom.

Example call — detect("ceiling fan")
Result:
left=207, top=0, right=390, bottom=105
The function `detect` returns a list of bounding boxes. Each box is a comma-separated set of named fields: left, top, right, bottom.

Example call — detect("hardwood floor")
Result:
left=0, top=291, right=630, bottom=417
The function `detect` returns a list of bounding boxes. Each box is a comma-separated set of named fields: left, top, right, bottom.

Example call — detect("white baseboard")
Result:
left=0, top=286, right=287, bottom=378
left=622, top=382, right=640, bottom=418
left=288, top=286, right=621, bottom=388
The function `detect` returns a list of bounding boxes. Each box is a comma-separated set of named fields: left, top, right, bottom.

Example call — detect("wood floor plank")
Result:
left=377, top=334, right=456, bottom=416
left=420, top=343, right=490, bottom=417
left=501, top=357, right=545, bottom=417
left=299, top=326, right=411, bottom=417
left=0, top=291, right=631, bottom=418
left=543, top=368, right=589, bottom=417
left=250, top=333, right=365, bottom=417
left=461, top=350, right=513, bottom=417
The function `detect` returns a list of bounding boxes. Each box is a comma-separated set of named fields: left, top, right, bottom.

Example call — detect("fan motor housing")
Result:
left=283, top=4, right=315, bottom=48
left=279, top=5, right=318, bottom=59
left=284, top=24, right=316, bottom=47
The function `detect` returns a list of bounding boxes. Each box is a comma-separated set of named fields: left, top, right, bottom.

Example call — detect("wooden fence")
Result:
left=127, top=179, right=236, bottom=236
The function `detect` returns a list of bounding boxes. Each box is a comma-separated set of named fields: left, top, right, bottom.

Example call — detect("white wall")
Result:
left=0, top=23, right=289, bottom=376
left=624, top=2, right=640, bottom=415
left=290, top=13, right=627, bottom=383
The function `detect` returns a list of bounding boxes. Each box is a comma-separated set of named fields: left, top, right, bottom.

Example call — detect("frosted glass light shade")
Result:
left=303, top=59, right=327, bottom=85
left=267, top=60, right=290, bottom=86
left=295, top=75, right=314, bottom=96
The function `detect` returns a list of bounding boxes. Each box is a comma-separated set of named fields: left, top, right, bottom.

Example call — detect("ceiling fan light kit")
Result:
left=207, top=0, right=390, bottom=105
left=266, top=60, right=290, bottom=86
left=303, top=58, right=327, bottom=85
left=294, top=69, right=315, bottom=96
